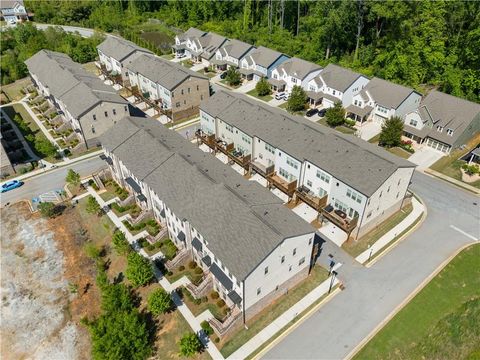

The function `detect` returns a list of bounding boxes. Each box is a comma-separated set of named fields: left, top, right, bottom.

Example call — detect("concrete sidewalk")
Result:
left=355, top=197, right=424, bottom=264
left=85, top=186, right=225, bottom=360
left=424, top=168, right=480, bottom=195
left=229, top=275, right=339, bottom=360
left=18, top=98, right=59, bottom=145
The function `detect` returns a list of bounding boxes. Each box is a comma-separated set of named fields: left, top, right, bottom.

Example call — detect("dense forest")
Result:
left=19, top=0, right=480, bottom=103
left=1, top=24, right=103, bottom=85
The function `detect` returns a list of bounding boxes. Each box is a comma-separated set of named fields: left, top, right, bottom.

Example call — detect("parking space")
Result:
left=249, top=173, right=268, bottom=187
left=267, top=97, right=287, bottom=107
left=317, top=221, right=349, bottom=247
left=235, top=80, right=257, bottom=94
left=354, top=121, right=382, bottom=141
left=291, top=202, right=318, bottom=223
left=215, top=152, right=229, bottom=164
left=408, top=146, right=444, bottom=170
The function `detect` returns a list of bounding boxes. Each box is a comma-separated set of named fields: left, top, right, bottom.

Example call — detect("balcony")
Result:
left=267, top=172, right=297, bottom=198
left=321, top=204, right=359, bottom=234
left=294, top=186, right=328, bottom=212
left=215, top=139, right=234, bottom=156
left=250, top=159, right=275, bottom=178
left=227, top=149, right=251, bottom=169
left=195, top=130, right=216, bottom=151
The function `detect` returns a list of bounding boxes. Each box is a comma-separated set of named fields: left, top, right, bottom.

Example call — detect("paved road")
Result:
left=264, top=171, right=479, bottom=360
left=0, top=156, right=105, bottom=206
left=34, top=23, right=98, bottom=38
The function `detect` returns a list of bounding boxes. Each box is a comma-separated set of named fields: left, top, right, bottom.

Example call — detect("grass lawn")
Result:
left=197, top=69, right=217, bottom=78
left=2, top=78, right=31, bottom=102
left=82, top=61, right=100, bottom=75
left=246, top=88, right=273, bottom=102
left=161, top=53, right=175, bottom=60
left=180, top=287, right=227, bottom=321
left=430, top=136, right=480, bottom=189
left=317, top=118, right=356, bottom=135
left=219, top=79, right=241, bottom=89
left=386, top=147, right=412, bottom=159
left=355, top=244, right=480, bottom=360
left=342, top=203, right=413, bottom=258
left=152, top=310, right=211, bottom=360
left=219, top=266, right=329, bottom=357
left=166, top=263, right=204, bottom=286
left=180, top=60, right=194, bottom=68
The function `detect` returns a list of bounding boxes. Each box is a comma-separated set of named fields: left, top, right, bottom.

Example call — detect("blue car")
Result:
left=1, top=180, right=24, bottom=193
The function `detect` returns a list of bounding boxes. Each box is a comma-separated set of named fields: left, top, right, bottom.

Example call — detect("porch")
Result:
left=345, top=104, right=373, bottom=123
left=249, top=160, right=275, bottom=178
left=227, top=149, right=251, bottom=170
left=195, top=129, right=216, bottom=151
left=321, top=204, right=358, bottom=236
left=268, top=78, right=286, bottom=93
left=293, top=186, right=328, bottom=215
left=267, top=172, right=297, bottom=199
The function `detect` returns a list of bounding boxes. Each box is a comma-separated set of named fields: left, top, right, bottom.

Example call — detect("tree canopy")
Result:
left=147, top=288, right=173, bottom=315
left=85, top=195, right=101, bottom=215
left=255, top=77, right=271, bottom=96
left=178, top=332, right=203, bottom=357
left=24, top=0, right=480, bottom=103
left=325, top=102, right=346, bottom=127
left=125, top=252, right=155, bottom=287
left=379, top=116, right=404, bottom=148
left=286, top=85, right=307, bottom=112
left=65, top=169, right=81, bottom=187
left=225, top=66, right=241, bottom=86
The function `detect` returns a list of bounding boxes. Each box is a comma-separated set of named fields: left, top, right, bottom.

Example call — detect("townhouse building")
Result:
left=25, top=50, right=129, bottom=149
left=269, top=57, right=322, bottom=94
left=306, top=64, right=369, bottom=109
left=172, top=27, right=206, bottom=58
left=198, top=91, right=416, bottom=240
left=403, top=90, right=480, bottom=153
left=97, top=36, right=152, bottom=82
left=0, top=0, right=28, bottom=24
left=211, top=39, right=256, bottom=72
left=346, top=77, right=422, bottom=124
left=239, top=46, right=290, bottom=82
left=101, top=115, right=315, bottom=327
left=126, top=53, right=209, bottom=120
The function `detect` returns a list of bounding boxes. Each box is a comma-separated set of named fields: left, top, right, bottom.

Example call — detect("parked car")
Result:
left=318, top=108, right=327, bottom=118
left=275, top=92, right=285, bottom=100
left=283, top=92, right=291, bottom=100
left=306, top=108, right=319, bottom=117
left=1, top=180, right=24, bottom=193
left=220, top=71, right=227, bottom=80
left=176, top=53, right=186, bottom=59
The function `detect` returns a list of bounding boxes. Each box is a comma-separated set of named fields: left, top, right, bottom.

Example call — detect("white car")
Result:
left=176, top=53, right=186, bottom=59
left=275, top=92, right=285, bottom=100
left=283, top=92, right=291, bottom=100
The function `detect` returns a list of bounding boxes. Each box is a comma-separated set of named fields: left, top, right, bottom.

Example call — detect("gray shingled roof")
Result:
left=276, top=57, right=322, bottom=80
left=201, top=91, right=414, bottom=197
left=220, top=39, right=254, bottom=60
left=101, top=116, right=314, bottom=281
left=25, top=50, right=126, bottom=118
left=97, top=36, right=151, bottom=63
left=198, top=33, right=228, bottom=60
left=1, top=0, right=24, bottom=9
left=179, top=27, right=206, bottom=41
left=417, top=90, right=480, bottom=146
left=126, top=53, right=207, bottom=91
left=363, top=77, right=419, bottom=109
left=249, top=46, right=287, bottom=68
left=319, top=64, right=366, bottom=92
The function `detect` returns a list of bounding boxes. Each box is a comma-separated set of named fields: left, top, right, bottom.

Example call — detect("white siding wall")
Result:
left=404, top=111, right=425, bottom=130
left=200, top=110, right=216, bottom=135
left=243, top=233, right=313, bottom=310
left=342, top=76, right=370, bottom=107
left=217, top=120, right=253, bottom=154
left=395, top=92, right=422, bottom=119
left=275, top=149, right=301, bottom=182
left=252, top=137, right=276, bottom=168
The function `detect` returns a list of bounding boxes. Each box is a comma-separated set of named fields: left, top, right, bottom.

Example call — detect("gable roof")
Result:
left=126, top=53, right=207, bottom=91
left=201, top=91, right=415, bottom=197
left=0, top=0, right=24, bottom=9
left=363, top=77, right=420, bottom=109
left=178, top=27, right=206, bottom=41
left=25, top=50, right=126, bottom=118
left=198, top=33, right=228, bottom=60
left=276, top=57, right=322, bottom=80
left=417, top=90, right=480, bottom=146
left=101, top=116, right=314, bottom=281
left=220, top=39, right=254, bottom=59
left=249, top=46, right=288, bottom=68
left=97, top=36, right=151, bottom=63
left=319, top=64, right=366, bottom=92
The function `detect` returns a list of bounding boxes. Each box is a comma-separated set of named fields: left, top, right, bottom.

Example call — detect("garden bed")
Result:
left=102, top=179, right=129, bottom=200
left=164, top=260, right=204, bottom=286
left=123, top=217, right=161, bottom=236
left=179, top=287, right=228, bottom=321
left=110, top=202, right=141, bottom=217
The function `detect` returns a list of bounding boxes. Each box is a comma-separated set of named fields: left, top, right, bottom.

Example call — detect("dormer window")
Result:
left=446, top=128, right=453, bottom=136
left=437, top=126, right=444, bottom=132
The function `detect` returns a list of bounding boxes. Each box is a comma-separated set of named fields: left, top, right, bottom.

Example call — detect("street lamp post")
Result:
left=368, top=244, right=373, bottom=262
left=328, top=259, right=335, bottom=275
left=328, top=270, right=337, bottom=294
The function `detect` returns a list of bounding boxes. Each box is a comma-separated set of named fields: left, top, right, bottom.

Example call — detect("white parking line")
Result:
left=450, top=225, right=479, bottom=241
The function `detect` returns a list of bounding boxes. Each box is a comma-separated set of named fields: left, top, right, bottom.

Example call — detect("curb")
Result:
left=250, top=286, right=342, bottom=360
left=423, top=168, right=480, bottom=195
left=364, top=194, right=428, bottom=268
left=345, top=242, right=478, bottom=360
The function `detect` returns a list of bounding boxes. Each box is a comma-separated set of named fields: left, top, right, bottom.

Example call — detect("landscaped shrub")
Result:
left=178, top=333, right=203, bottom=357
left=112, top=231, right=131, bottom=255
left=344, top=118, right=356, bottom=127
left=194, top=267, right=203, bottom=275
left=214, top=337, right=220, bottom=343
left=200, top=320, right=214, bottom=336
left=210, top=291, right=219, bottom=300
left=178, top=265, right=185, bottom=271
left=216, top=299, right=226, bottom=308
left=161, top=239, right=177, bottom=260
left=188, top=260, right=196, bottom=269
left=201, top=296, right=208, bottom=303
left=462, top=163, right=480, bottom=176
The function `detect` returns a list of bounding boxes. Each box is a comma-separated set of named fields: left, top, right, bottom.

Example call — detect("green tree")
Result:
left=101, top=283, right=135, bottom=314
left=286, top=85, right=307, bottom=112
left=85, top=195, right=101, bottom=215
left=38, top=201, right=56, bottom=218
left=147, top=288, right=173, bottom=315
left=88, top=310, right=151, bottom=360
left=255, top=77, right=271, bottom=96
left=179, top=332, right=203, bottom=357
left=34, top=138, right=57, bottom=158
left=325, top=102, right=346, bottom=127
left=379, top=116, right=404, bottom=148
left=112, top=231, right=131, bottom=255
left=65, top=169, right=81, bottom=187
left=125, top=252, right=154, bottom=287
left=225, top=65, right=241, bottom=86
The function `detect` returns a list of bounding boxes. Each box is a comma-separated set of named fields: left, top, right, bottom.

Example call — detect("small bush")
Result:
left=462, top=163, right=480, bottom=176
left=201, top=296, right=208, bottom=303
left=200, top=320, right=214, bottom=336
left=214, top=337, right=220, bottom=343
left=178, top=333, right=203, bottom=357
left=194, top=267, right=203, bottom=275
left=210, top=291, right=219, bottom=300
left=179, top=265, right=185, bottom=271
left=188, top=260, right=196, bottom=269
left=216, top=299, right=226, bottom=308
left=344, top=118, right=356, bottom=127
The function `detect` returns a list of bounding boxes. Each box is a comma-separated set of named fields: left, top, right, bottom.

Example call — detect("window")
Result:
left=176, top=102, right=180, bottom=108
left=257, top=287, right=261, bottom=296
left=113, top=109, right=116, bottom=115
left=298, top=257, right=305, bottom=266
left=181, top=89, right=184, bottom=95
left=289, top=265, right=292, bottom=272
left=334, top=199, right=348, bottom=213
left=409, top=119, right=418, bottom=127
left=332, top=90, right=336, bottom=95
left=318, top=187, right=327, bottom=197
left=346, top=189, right=363, bottom=204
left=316, top=170, right=330, bottom=183
left=437, top=126, right=444, bottom=132
left=293, top=248, right=297, bottom=256
left=242, top=135, right=251, bottom=144
left=200, top=95, right=203, bottom=100
left=104, top=111, right=108, bottom=117
left=279, top=167, right=295, bottom=182
left=286, top=157, right=299, bottom=169
left=226, top=124, right=233, bottom=132
left=446, top=128, right=453, bottom=136
left=91, top=125, right=95, bottom=134
left=377, top=105, right=388, bottom=114
left=93, top=114, right=97, bottom=121
left=264, top=266, right=269, bottom=275
left=124, top=106, right=128, bottom=112
left=306, top=180, right=312, bottom=187
left=264, top=143, right=275, bottom=154
left=196, top=85, right=199, bottom=91
left=281, top=255, right=285, bottom=264
left=187, top=87, right=190, bottom=93
left=183, top=100, right=186, bottom=105
left=396, top=192, right=400, bottom=199
left=308, top=238, right=312, bottom=245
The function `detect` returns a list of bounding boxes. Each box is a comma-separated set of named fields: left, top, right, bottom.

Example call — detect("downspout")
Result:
left=242, top=280, right=246, bottom=325
left=355, top=196, right=369, bottom=240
